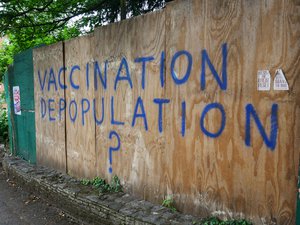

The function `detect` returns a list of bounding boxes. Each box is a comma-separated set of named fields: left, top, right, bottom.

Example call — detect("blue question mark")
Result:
left=108, top=130, right=121, bottom=174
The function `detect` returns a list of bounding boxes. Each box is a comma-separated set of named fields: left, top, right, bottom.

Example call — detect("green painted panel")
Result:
left=14, top=111, right=36, bottom=163
left=13, top=49, right=34, bottom=110
left=7, top=48, right=36, bottom=163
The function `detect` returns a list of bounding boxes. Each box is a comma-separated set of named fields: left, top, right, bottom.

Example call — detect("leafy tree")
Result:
left=0, top=26, right=80, bottom=81
left=0, top=0, right=172, bottom=38
left=0, top=0, right=172, bottom=81
left=0, top=38, right=14, bottom=81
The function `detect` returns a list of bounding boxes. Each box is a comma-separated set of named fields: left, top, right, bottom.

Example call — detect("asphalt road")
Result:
left=0, top=166, right=78, bottom=225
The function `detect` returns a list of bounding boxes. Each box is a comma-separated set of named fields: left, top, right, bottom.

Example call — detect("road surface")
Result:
left=0, top=166, right=78, bottom=225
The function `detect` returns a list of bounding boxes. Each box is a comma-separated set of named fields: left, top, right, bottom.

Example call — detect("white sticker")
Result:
left=13, top=86, right=21, bottom=115
left=257, top=70, right=271, bottom=91
left=274, top=69, right=289, bottom=90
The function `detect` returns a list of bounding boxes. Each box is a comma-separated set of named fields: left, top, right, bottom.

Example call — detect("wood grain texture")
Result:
left=93, top=11, right=166, bottom=201
left=33, top=42, right=66, bottom=172
left=164, top=0, right=300, bottom=223
left=64, top=34, right=97, bottom=178
left=33, top=0, right=300, bottom=223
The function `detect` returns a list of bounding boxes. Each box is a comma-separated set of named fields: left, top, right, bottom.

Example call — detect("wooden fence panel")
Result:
left=164, top=0, right=300, bottom=223
left=64, top=35, right=97, bottom=178
left=33, top=42, right=66, bottom=172
left=93, top=11, right=166, bottom=200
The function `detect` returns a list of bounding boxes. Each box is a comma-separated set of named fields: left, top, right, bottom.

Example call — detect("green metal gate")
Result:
left=4, top=48, right=36, bottom=163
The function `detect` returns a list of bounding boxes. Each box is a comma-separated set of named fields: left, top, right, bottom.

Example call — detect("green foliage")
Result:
left=0, top=0, right=171, bottom=38
left=0, top=0, right=172, bottom=82
left=81, top=175, right=123, bottom=194
left=162, top=195, right=177, bottom=212
left=0, top=26, right=80, bottom=82
left=81, top=178, right=91, bottom=186
left=109, top=174, right=123, bottom=192
left=192, top=216, right=252, bottom=225
left=0, top=38, right=14, bottom=82
left=0, top=93, right=8, bottom=144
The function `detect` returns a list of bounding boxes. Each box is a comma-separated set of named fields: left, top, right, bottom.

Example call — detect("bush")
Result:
left=0, top=93, right=8, bottom=145
left=0, top=109, right=8, bottom=144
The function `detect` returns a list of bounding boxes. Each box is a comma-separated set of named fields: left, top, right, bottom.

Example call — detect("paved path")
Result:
left=0, top=167, right=78, bottom=225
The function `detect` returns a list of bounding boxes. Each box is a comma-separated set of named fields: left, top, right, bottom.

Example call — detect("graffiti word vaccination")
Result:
left=37, top=43, right=278, bottom=154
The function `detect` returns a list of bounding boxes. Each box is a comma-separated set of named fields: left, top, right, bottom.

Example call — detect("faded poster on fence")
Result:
left=13, top=86, right=21, bottom=115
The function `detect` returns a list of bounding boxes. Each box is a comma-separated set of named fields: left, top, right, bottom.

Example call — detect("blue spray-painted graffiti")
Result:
left=153, top=98, right=170, bottom=133
left=108, top=130, right=121, bottom=174
left=181, top=101, right=186, bottom=137
left=48, top=68, right=58, bottom=91
left=110, top=96, right=125, bottom=126
left=37, top=43, right=279, bottom=173
left=48, top=98, right=56, bottom=121
left=59, top=98, right=66, bottom=120
left=70, top=65, right=80, bottom=90
left=58, top=67, right=67, bottom=89
left=245, top=104, right=278, bottom=150
left=115, top=57, right=133, bottom=90
left=132, top=96, right=148, bottom=131
left=170, top=50, right=193, bottom=85
left=134, top=56, right=155, bottom=90
left=94, top=60, right=108, bottom=90
left=201, top=43, right=227, bottom=90
left=200, top=103, right=226, bottom=138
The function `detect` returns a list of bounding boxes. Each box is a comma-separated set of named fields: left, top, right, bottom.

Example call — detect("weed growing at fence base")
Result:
left=162, top=195, right=177, bottom=212
left=192, top=216, right=252, bottom=225
left=81, top=175, right=122, bottom=194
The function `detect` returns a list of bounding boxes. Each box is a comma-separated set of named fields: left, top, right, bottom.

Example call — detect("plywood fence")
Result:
left=33, top=0, right=300, bottom=223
